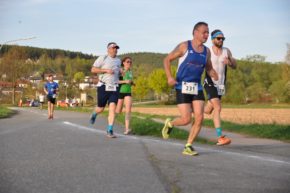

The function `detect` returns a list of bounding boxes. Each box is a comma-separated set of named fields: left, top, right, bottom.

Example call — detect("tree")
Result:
left=148, top=66, right=177, bottom=100
left=65, top=63, right=73, bottom=82
left=0, top=47, right=28, bottom=104
left=148, top=68, right=169, bottom=99
left=132, top=75, right=150, bottom=101
left=74, top=72, right=85, bottom=83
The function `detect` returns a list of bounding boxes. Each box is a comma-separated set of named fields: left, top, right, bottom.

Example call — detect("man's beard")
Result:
left=215, top=42, right=223, bottom=48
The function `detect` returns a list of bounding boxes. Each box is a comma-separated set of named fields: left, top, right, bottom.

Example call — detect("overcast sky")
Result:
left=1, top=0, right=289, bottom=62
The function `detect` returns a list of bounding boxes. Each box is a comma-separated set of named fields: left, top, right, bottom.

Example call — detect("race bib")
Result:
left=105, top=84, right=117, bottom=91
left=182, top=81, right=198, bottom=95
left=217, top=85, right=226, bottom=96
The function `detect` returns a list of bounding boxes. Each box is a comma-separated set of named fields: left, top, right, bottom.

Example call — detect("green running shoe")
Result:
left=162, top=118, right=173, bottom=139
left=182, top=145, right=198, bottom=156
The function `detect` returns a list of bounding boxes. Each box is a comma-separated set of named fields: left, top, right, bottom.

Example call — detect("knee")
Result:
left=180, top=116, right=191, bottom=125
left=214, top=106, right=222, bottom=113
left=194, top=114, right=204, bottom=125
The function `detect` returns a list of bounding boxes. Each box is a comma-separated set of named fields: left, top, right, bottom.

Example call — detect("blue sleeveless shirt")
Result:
left=175, top=41, right=207, bottom=91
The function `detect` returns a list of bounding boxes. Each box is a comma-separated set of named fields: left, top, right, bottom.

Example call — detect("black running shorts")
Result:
left=47, top=95, right=56, bottom=104
left=118, top=93, right=132, bottom=99
left=176, top=89, right=205, bottom=104
left=204, top=83, right=222, bottom=100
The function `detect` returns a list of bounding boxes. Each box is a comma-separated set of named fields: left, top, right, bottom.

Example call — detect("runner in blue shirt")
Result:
left=162, top=22, right=218, bottom=156
left=44, top=74, right=59, bottom=119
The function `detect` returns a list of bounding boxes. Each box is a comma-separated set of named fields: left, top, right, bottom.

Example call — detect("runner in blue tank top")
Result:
left=162, top=22, right=218, bottom=156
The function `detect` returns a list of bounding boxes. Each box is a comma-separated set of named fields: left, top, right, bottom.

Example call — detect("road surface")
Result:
left=1, top=108, right=290, bottom=193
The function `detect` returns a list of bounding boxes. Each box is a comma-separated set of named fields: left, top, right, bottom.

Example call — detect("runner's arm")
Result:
left=91, top=56, right=114, bottom=74
left=44, top=84, right=48, bottom=95
left=205, top=48, right=218, bottom=81
left=226, top=49, right=237, bottom=69
left=164, top=42, right=187, bottom=86
left=91, top=67, right=113, bottom=74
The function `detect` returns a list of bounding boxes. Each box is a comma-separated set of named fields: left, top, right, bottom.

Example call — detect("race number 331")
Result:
left=182, top=81, right=198, bottom=95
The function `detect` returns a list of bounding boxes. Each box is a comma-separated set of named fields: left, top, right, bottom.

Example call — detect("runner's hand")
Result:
left=167, top=77, right=177, bottom=86
left=223, top=57, right=232, bottom=66
left=106, top=69, right=114, bottom=74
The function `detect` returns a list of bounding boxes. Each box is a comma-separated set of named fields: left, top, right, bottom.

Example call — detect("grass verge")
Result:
left=54, top=107, right=290, bottom=142
left=0, top=106, right=14, bottom=118
left=105, top=111, right=214, bottom=144
left=132, top=112, right=290, bottom=142
left=203, top=119, right=290, bottom=142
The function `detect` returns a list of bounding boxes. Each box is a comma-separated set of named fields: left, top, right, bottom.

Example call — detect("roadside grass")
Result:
left=53, top=106, right=290, bottom=142
left=54, top=107, right=213, bottom=144
left=0, top=106, right=14, bottom=118
left=113, top=113, right=213, bottom=144
left=126, top=112, right=290, bottom=142
left=202, top=119, right=290, bottom=142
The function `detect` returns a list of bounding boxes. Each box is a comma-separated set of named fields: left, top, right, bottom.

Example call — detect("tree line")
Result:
left=0, top=45, right=289, bottom=104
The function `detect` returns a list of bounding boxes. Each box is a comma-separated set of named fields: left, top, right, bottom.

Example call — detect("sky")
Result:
left=0, top=0, right=289, bottom=63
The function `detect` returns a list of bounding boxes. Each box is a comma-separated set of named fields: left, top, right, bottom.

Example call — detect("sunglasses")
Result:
left=216, top=37, right=225, bottom=41
left=125, top=60, right=132, bottom=63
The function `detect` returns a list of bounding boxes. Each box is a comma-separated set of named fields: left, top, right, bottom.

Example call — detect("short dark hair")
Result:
left=211, top=29, right=222, bottom=37
left=193, top=22, right=208, bottom=34
left=48, top=74, right=53, bottom=77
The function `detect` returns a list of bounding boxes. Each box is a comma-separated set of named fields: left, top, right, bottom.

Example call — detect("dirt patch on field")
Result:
left=132, top=107, right=290, bottom=125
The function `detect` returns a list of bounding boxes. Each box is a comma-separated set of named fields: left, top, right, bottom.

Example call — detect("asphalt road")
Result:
left=1, top=108, right=290, bottom=193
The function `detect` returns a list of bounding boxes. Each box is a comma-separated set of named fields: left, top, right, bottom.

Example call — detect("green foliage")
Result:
left=1, top=45, right=290, bottom=104
left=148, top=68, right=169, bottom=95
left=0, top=45, right=95, bottom=60
left=74, top=72, right=85, bottom=83
left=132, top=75, right=151, bottom=100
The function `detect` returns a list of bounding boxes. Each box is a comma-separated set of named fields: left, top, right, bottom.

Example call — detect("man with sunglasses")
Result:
left=162, top=22, right=218, bottom=156
left=90, top=42, right=122, bottom=138
left=204, top=29, right=237, bottom=145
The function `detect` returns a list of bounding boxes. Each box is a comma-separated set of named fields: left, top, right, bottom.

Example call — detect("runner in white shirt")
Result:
left=90, top=42, right=122, bottom=138
left=204, top=29, right=237, bottom=145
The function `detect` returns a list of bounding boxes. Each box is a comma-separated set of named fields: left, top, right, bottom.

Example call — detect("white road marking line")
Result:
left=62, top=121, right=290, bottom=166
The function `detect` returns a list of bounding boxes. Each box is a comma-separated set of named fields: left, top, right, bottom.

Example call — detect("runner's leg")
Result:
left=171, top=104, right=192, bottom=126
left=124, top=96, right=132, bottom=133
left=187, top=100, right=204, bottom=144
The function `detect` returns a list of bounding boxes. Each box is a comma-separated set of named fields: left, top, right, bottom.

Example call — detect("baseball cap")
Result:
left=107, top=42, right=120, bottom=49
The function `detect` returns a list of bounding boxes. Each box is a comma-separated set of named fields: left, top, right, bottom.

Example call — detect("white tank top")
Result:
left=210, top=47, right=228, bottom=85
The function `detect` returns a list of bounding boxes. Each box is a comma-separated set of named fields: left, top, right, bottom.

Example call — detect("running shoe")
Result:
left=162, top=118, right=173, bottom=139
left=124, top=130, right=132, bottom=135
left=107, top=130, right=117, bottom=138
left=216, top=135, right=231, bottom=146
left=90, top=113, right=97, bottom=124
left=182, top=145, right=198, bottom=156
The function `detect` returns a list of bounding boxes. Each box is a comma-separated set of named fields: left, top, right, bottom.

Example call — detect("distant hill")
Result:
left=0, top=45, right=171, bottom=67
left=0, top=45, right=172, bottom=76
left=0, top=45, right=96, bottom=60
